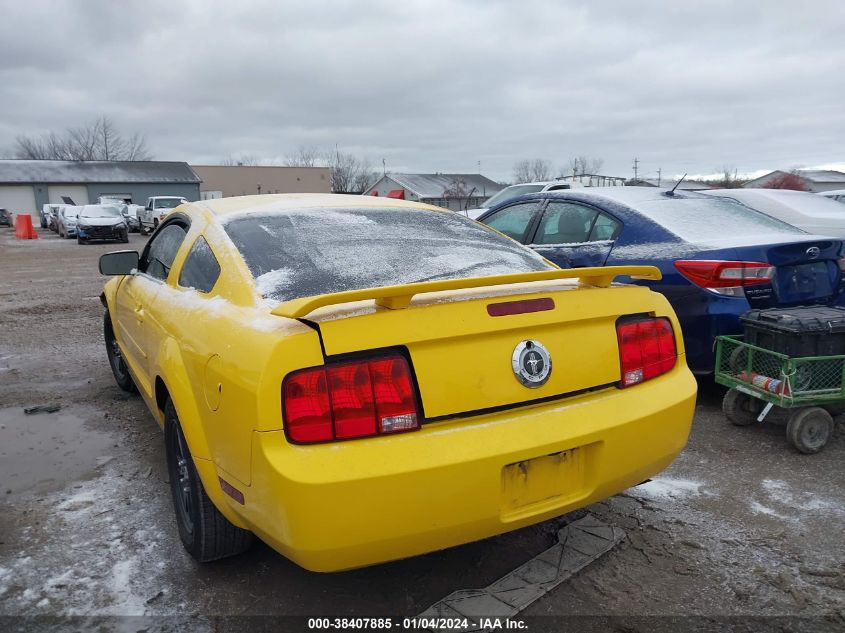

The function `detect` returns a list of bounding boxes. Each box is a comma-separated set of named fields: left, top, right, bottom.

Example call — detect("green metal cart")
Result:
left=714, top=335, right=843, bottom=453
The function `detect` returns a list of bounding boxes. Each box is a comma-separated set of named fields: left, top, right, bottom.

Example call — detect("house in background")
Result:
left=744, top=169, right=845, bottom=193
left=0, top=159, right=200, bottom=222
left=364, top=173, right=504, bottom=212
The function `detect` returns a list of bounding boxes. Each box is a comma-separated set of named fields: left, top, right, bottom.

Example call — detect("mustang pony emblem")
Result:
left=512, top=340, right=552, bottom=388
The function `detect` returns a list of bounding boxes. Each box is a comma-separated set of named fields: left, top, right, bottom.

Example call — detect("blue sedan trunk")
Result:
left=477, top=188, right=845, bottom=373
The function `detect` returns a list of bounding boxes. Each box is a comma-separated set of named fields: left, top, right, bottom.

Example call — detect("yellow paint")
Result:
left=101, top=194, right=697, bottom=571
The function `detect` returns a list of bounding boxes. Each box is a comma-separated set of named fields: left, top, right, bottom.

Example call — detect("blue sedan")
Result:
left=476, top=187, right=845, bottom=373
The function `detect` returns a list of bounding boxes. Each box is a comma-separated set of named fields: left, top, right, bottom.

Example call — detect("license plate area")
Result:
left=500, top=445, right=593, bottom=520
left=774, top=262, right=833, bottom=303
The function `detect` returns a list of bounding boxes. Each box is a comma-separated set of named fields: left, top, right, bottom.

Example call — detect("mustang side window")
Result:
left=141, top=223, right=188, bottom=281
left=483, top=202, right=538, bottom=242
left=534, top=202, right=598, bottom=245
left=178, top=236, right=221, bottom=293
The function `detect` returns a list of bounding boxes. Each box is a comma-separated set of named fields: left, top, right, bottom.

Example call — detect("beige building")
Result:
left=191, top=165, right=331, bottom=198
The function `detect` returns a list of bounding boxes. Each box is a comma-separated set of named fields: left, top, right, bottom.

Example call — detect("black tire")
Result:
left=728, top=346, right=748, bottom=374
left=103, top=311, right=136, bottom=393
left=723, top=388, right=763, bottom=426
left=164, top=400, right=253, bottom=562
left=77, top=235, right=87, bottom=245
left=786, top=407, right=833, bottom=454
left=121, top=230, right=129, bottom=244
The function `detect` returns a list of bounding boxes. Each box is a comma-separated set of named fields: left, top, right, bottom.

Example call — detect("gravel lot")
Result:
left=1, top=226, right=844, bottom=631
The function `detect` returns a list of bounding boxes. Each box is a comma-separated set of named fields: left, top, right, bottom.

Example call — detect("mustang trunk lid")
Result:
left=301, top=280, right=669, bottom=419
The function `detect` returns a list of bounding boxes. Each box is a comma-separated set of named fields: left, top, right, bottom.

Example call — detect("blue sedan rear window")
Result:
left=635, top=197, right=805, bottom=243
left=224, top=207, right=553, bottom=303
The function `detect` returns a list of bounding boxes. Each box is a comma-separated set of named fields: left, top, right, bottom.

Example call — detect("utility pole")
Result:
left=632, top=157, right=639, bottom=182
left=382, top=158, right=386, bottom=177
left=657, top=167, right=662, bottom=187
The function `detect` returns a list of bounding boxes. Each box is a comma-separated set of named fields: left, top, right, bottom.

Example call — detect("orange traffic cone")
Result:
left=14, top=214, right=38, bottom=239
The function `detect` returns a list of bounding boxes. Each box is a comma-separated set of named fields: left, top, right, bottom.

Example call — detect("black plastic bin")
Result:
left=741, top=306, right=845, bottom=357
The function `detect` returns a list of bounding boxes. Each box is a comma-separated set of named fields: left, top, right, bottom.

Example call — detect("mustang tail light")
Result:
left=283, top=354, right=420, bottom=444
left=616, top=318, right=677, bottom=388
left=674, top=260, right=774, bottom=297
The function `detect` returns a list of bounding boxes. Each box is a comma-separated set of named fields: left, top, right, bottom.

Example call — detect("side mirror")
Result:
left=99, top=251, right=139, bottom=276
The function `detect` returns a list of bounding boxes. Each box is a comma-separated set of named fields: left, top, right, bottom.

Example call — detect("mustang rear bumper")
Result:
left=237, top=362, right=696, bottom=572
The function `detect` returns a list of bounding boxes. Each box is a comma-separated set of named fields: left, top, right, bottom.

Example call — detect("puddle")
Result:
left=0, top=406, right=116, bottom=499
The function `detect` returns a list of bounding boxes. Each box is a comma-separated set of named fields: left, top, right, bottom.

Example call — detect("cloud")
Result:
left=1, top=0, right=843, bottom=182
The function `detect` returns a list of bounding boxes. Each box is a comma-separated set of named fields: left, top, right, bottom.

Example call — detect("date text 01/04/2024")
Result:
left=306, top=617, right=528, bottom=630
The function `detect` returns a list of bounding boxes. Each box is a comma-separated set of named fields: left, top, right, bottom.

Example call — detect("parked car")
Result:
left=98, top=193, right=696, bottom=571
left=56, top=205, right=81, bottom=238
left=0, top=208, right=10, bottom=227
left=467, top=181, right=582, bottom=220
left=476, top=187, right=845, bottom=373
left=139, top=196, right=188, bottom=234
left=702, top=188, right=845, bottom=237
left=76, top=204, right=129, bottom=244
left=819, top=189, right=845, bottom=204
left=40, top=203, right=63, bottom=230
left=118, top=203, right=142, bottom=232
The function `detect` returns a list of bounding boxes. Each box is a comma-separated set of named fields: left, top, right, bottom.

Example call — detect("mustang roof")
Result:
left=198, top=193, right=446, bottom=217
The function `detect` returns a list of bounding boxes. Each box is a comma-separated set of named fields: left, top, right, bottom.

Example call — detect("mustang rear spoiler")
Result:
left=271, top=265, right=661, bottom=319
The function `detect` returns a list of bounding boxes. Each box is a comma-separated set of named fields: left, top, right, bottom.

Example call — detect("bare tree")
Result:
left=284, top=145, right=322, bottom=167
left=327, top=149, right=378, bottom=193
left=443, top=178, right=473, bottom=211
left=563, top=155, right=604, bottom=178
left=531, top=158, right=552, bottom=181
left=513, top=159, right=532, bottom=184
left=221, top=153, right=261, bottom=166
left=350, top=156, right=378, bottom=193
left=513, top=158, right=552, bottom=183
left=15, top=115, right=152, bottom=161
left=702, top=166, right=748, bottom=189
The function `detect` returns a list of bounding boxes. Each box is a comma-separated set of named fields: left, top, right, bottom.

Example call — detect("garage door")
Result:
left=48, top=185, right=89, bottom=206
left=0, top=185, right=37, bottom=219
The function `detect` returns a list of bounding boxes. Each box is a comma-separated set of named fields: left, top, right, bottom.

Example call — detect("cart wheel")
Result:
left=728, top=346, right=748, bottom=374
left=723, top=388, right=764, bottom=426
left=786, top=408, right=833, bottom=454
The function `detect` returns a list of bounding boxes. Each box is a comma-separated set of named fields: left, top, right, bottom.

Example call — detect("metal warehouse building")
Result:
left=0, top=160, right=201, bottom=221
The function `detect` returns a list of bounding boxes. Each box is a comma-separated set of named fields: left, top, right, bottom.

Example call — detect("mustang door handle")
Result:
left=134, top=305, right=144, bottom=320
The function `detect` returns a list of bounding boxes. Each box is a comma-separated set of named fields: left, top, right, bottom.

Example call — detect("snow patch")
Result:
left=2, top=465, right=171, bottom=616
left=749, top=501, right=788, bottom=519
left=255, top=268, right=293, bottom=297
left=633, top=477, right=706, bottom=501
left=754, top=478, right=845, bottom=517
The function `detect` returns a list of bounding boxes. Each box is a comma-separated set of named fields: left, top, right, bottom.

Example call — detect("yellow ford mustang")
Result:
left=98, top=194, right=696, bottom=572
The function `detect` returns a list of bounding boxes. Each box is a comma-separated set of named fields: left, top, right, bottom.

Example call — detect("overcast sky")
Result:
left=1, top=0, right=843, bottom=182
